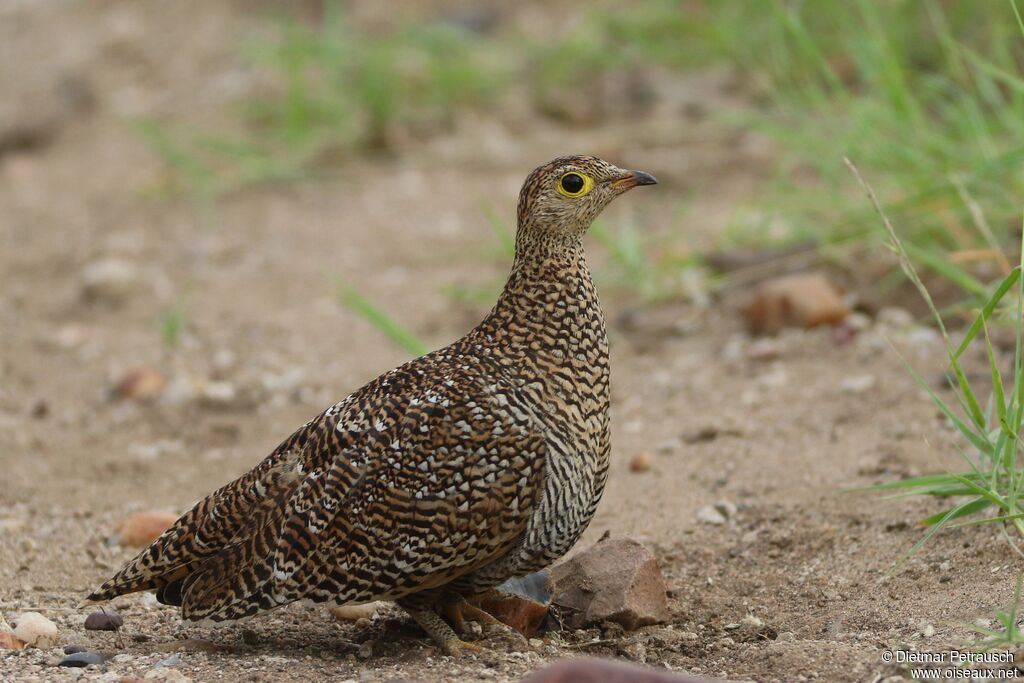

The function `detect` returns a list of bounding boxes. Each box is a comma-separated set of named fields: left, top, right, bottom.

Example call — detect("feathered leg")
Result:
left=398, top=595, right=482, bottom=656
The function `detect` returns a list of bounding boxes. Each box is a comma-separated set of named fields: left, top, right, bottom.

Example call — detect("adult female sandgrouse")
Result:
left=88, top=155, right=657, bottom=654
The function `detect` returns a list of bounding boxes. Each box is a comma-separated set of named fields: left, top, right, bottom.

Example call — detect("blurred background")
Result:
left=2, top=1, right=1024, bottom=680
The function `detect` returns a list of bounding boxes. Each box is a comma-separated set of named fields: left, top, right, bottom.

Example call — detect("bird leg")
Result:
left=398, top=598, right=482, bottom=657
left=456, top=597, right=530, bottom=650
left=399, top=593, right=528, bottom=655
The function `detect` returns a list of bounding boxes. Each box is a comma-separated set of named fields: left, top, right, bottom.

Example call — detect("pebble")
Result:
left=144, top=670, right=192, bottom=682
left=114, top=366, right=167, bottom=402
left=877, top=306, right=913, bottom=328
left=696, top=506, right=727, bottom=525
left=629, top=451, right=653, bottom=473
left=63, top=644, right=87, bottom=654
left=328, top=603, right=380, bottom=621
left=155, top=654, right=181, bottom=668
left=81, top=258, right=142, bottom=304
left=357, top=641, right=374, bottom=659
left=654, top=437, right=682, bottom=454
left=116, top=511, right=178, bottom=547
left=12, top=612, right=59, bottom=648
left=839, top=374, right=875, bottom=394
left=84, top=609, right=123, bottom=631
left=744, top=272, right=849, bottom=334
left=714, top=500, right=737, bottom=519
left=200, top=380, right=238, bottom=406
left=746, top=337, right=781, bottom=361
left=58, top=651, right=104, bottom=667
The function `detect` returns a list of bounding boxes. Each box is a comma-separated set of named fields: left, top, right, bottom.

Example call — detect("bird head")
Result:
left=515, top=155, right=657, bottom=250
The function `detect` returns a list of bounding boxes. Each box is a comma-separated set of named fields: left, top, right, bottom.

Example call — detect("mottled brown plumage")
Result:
left=88, top=155, right=656, bottom=653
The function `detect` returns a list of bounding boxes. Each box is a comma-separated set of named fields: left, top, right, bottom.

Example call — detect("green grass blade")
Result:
left=919, top=497, right=992, bottom=527
left=953, top=267, right=1021, bottom=358
left=887, top=497, right=990, bottom=576
left=339, top=286, right=429, bottom=357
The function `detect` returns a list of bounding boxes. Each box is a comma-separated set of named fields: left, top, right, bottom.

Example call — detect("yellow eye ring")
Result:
left=557, top=172, right=594, bottom=198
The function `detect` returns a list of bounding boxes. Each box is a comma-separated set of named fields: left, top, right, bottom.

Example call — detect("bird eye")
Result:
left=557, top=172, right=592, bottom=197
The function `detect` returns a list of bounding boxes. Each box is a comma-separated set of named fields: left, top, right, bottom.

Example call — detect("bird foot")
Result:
left=441, top=638, right=483, bottom=657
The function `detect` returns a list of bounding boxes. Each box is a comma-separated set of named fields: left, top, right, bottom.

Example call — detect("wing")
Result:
left=178, top=358, right=548, bottom=621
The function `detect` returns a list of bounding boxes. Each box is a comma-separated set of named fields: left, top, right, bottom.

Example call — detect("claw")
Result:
left=459, top=601, right=503, bottom=627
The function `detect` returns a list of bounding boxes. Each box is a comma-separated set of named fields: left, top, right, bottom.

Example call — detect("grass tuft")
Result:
left=847, top=160, right=1024, bottom=575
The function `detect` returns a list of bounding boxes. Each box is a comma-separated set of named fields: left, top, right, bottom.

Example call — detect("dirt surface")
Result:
left=1, top=2, right=1020, bottom=682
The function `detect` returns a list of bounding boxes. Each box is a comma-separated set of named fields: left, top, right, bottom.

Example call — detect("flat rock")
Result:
left=744, top=272, right=848, bottom=334
left=548, top=537, right=668, bottom=630
left=58, top=651, right=104, bottom=667
left=521, top=657, right=724, bottom=682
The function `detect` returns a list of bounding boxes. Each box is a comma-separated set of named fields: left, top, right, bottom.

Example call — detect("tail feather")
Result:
left=86, top=424, right=315, bottom=605
left=179, top=464, right=307, bottom=621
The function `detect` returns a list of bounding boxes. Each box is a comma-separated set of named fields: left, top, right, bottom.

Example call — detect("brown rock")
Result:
left=114, top=367, right=167, bottom=402
left=629, top=451, right=653, bottom=473
left=521, top=658, right=721, bottom=683
left=84, top=609, right=123, bottom=631
left=0, top=632, right=26, bottom=650
left=744, top=272, right=848, bottom=334
left=116, top=511, right=178, bottom=547
left=548, top=538, right=668, bottom=630
left=471, top=589, right=549, bottom=637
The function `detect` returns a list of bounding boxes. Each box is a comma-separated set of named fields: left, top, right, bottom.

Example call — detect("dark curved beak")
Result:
left=611, top=169, right=658, bottom=190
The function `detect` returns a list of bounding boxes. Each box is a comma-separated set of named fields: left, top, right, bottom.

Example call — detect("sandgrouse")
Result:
left=88, top=155, right=657, bottom=654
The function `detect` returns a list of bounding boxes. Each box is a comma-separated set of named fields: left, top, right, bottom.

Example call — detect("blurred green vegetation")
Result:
left=716, top=0, right=1024, bottom=306
left=139, top=0, right=1024, bottom=308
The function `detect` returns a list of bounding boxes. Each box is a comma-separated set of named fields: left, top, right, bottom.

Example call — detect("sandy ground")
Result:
left=1, top=2, right=1021, bottom=682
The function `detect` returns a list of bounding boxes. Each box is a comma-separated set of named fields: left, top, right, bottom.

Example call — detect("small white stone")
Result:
left=201, top=381, right=237, bottom=404
left=81, top=258, right=141, bottom=304
left=697, top=506, right=726, bottom=525
left=12, top=612, right=59, bottom=648
left=839, top=374, right=875, bottom=394
left=877, top=307, right=913, bottom=328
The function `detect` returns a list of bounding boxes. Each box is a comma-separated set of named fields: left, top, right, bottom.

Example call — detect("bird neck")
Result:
left=478, top=237, right=607, bottom=362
